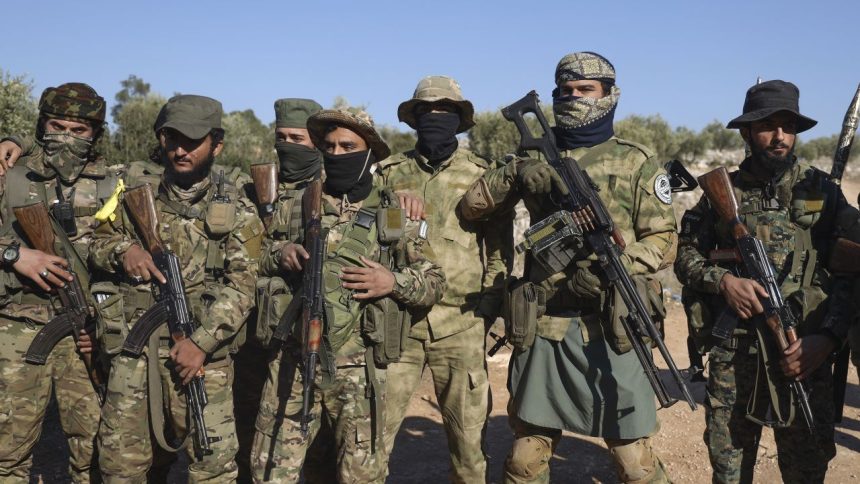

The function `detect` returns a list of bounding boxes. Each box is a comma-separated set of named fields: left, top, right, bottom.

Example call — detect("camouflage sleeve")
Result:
left=190, top=200, right=264, bottom=353
left=459, top=161, right=522, bottom=221
left=259, top=239, right=286, bottom=277
left=674, top=196, right=728, bottom=294
left=1, top=133, right=37, bottom=157
left=624, top=154, right=678, bottom=275
left=88, top=200, right=137, bottom=273
left=389, top=219, right=446, bottom=308
left=477, top=208, right=513, bottom=319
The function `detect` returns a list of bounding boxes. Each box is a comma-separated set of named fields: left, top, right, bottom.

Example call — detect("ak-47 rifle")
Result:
left=250, top=162, right=278, bottom=229
left=698, top=167, right=815, bottom=431
left=120, top=184, right=218, bottom=458
left=502, top=91, right=697, bottom=410
left=17, top=202, right=107, bottom=404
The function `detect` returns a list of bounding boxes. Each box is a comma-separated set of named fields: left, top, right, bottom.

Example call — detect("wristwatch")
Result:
left=2, top=241, right=20, bottom=266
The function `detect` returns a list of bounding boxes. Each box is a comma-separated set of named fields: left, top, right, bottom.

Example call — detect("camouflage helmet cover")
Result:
left=38, top=82, right=106, bottom=125
left=307, top=108, right=391, bottom=160
left=397, top=75, right=475, bottom=133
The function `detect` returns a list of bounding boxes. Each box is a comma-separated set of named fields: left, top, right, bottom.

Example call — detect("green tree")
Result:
left=219, top=109, right=272, bottom=172
left=700, top=120, right=744, bottom=151
left=615, top=114, right=678, bottom=160
left=673, top=126, right=708, bottom=161
left=112, top=92, right=166, bottom=162
left=377, top=125, right=416, bottom=155
left=0, top=69, right=38, bottom=137
left=796, top=134, right=838, bottom=162
left=112, top=75, right=151, bottom=118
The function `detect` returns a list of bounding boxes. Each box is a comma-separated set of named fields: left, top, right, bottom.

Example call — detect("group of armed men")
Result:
left=0, top=50, right=858, bottom=484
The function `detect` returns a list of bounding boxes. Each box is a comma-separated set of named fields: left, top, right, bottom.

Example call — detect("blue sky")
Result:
left=2, top=0, right=858, bottom=138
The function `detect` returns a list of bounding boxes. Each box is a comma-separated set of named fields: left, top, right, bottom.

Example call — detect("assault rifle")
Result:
left=698, top=167, right=815, bottom=431
left=120, top=184, right=218, bottom=458
left=250, top=162, right=278, bottom=229
left=17, top=202, right=107, bottom=404
left=503, top=91, right=696, bottom=410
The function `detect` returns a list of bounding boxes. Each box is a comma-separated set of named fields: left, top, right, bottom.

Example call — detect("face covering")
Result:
left=415, top=112, right=459, bottom=163
left=41, top=132, right=93, bottom=183
left=275, top=141, right=321, bottom=182
left=552, top=85, right=620, bottom=150
left=323, top=149, right=376, bottom=202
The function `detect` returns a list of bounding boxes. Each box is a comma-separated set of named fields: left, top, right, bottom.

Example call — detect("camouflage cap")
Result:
left=398, top=76, right=475, bottom=133
left=274, top=98, right=322, bottom=128
left=153, top=94, right=223, bottom=140
left=555, top=52, right=616, bottom=85
left=307, top=108, right=391, bottom=160
left=38, top=82, right=106, bottom=125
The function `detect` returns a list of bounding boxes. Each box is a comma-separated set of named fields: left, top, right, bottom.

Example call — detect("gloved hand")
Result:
left=567, top=261, right=608, bottom=299
left=517, top=159, right=569, bottom=196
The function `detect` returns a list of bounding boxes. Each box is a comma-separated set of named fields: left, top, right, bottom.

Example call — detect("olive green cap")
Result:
left=397, top=75, right=475, bottom=133
left=274, top=98, right=322, bottom=128
left=153, top=94, right=223, bottom=140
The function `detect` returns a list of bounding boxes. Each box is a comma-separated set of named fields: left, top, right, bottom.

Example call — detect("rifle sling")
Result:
left=147, top=331, right=190, bottom=454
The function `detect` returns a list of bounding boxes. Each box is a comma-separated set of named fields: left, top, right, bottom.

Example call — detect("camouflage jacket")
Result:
left=0, top=144, right=123, bottom=323
left=257, top=177, right=315, bottom=278
left=675, top=158, right=854, bottom=340
left=470, top=137, right=676, bottom=312
left=89, top=168, right=264, bottom=355
left=377, top=147, right=509, bottom=339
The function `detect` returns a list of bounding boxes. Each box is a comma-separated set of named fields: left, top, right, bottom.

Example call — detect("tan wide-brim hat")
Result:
left=397, top=75, right=475, bottom=133
left=307, top=108, right=391, bottom=160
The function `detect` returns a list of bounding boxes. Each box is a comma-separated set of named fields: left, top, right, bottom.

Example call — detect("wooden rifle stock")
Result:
left=250, top=162, right=278, bottom=229
left=697, top=167, right=750, bottom=239
left=124, top=184, right=165, bottom=254
left=14, top=203, right=57, bottom=257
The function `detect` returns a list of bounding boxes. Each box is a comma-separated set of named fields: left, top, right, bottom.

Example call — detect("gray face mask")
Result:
left=41, top=132, right=94, bottom=183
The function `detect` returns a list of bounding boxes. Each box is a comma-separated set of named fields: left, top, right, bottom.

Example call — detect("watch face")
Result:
left=3, top=246, right=17, bottom=263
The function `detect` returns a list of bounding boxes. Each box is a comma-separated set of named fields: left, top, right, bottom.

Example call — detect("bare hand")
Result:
left=169, top=338, right=207, bottom=385
left=396, top=191, right=426, bottom=221
left=279, top=243, right=310, bottom=272
left=122, top=244, right=166, bottom=284
left=719, top=273, right=768, bottom=319
left=0, top=140, right=22, bottom=176
left=780, top=334, right=837, bottom=381
left=77, top=328, right=94, bottom=354
left=12, top=247, right=72, bottom=291
left=340, top=256, right=395, bottom=299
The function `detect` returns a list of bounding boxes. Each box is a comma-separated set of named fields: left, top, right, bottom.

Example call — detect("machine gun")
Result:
left=17, top=202, right=106, bottom=404
left=502, top=90, right=696, bottom=410
left=121, top=184, right=218, bottom=458
left=699, top=167, right=815, bottom=431
left=251, top=162, right=278, bottom=229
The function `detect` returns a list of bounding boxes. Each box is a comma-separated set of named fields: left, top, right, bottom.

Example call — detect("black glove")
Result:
left=517, top=159, right=569, bottom=196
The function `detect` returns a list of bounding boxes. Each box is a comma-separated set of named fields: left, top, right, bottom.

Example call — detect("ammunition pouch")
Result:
left=376, top=207, right=405, bottom=243
left=205, top=200, right=236, bottom=237
left=92, top=281, right=153, bottom=355
left=255, top=276, right=294, bottom=347
left=784, top=285, right=829, bottom=335
left=191, top=283, right=237, bottom=359
left=502, top=277, right=545, bottom=350
left=605, top=276, right=665, bottom=354
left=681, top=286, right=718, bottom=355
left=518, top=211, right=586, bottom=275
left=363, top=297, right=409, bottom=367
left=51, top=199, right=77, bottom=237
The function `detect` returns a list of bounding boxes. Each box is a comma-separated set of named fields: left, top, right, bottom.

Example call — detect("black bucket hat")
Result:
left=727, top=80, right=817, bottom=133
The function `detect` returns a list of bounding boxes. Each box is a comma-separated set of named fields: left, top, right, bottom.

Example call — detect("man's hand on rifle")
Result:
left=395, top=191, right=426, bottom=221
left=122, top=244, right=166, bottom=284
left=568, top=261, right=608, bottom=298
left=780, top=334, right=837, bottom=381
left=517, top=159, right=569, bottom=196
left=77, top=328, right=94, bottom=354
left=0, top=139, right=22, bottom=176
left=719, top=273, right=769, bottom=319
left=279, top=242, right=310, bottom=272
left=13, top=247, right=73, bottom=291
left=170, top=338, right=207, bottom=385
left=340, top=256, right=395, bottom=300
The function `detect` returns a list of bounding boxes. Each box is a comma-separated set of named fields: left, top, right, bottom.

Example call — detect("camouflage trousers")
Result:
left=251, top=348, right=387, bottom=483
left=704, top=338, right=836, bottom=484
left=0, top=324, right=100, bottom=483
left=98, top=337, right=238, bottom=484
left=381, top=321, right=490, bottom=483
left=503, top=411, right=670, bottom=484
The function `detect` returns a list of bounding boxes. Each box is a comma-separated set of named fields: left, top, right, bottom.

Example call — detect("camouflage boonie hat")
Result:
left=555, top=52, right=616, bottom=85
left=38, top=82, right=106, bottom=125
left=274, top=98, right=322, bottom=128
left=153, top=94, right=223, bottom=140
left=307, top=108, right=391, bottom=160
left=397, top=76, right=475, bottom=133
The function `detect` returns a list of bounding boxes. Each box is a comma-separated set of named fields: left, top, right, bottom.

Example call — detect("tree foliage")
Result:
left=111, top=91, right=166, bottom=162
left=0, top=69, right=38, bottom=137
left=220, top=109, right=272, bottom=171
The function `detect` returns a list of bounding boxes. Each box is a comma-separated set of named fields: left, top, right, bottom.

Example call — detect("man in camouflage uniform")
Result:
left=250, top=108, right=446, bottom=483
left=460, top=52, right=675, bottom=483
left=675, top=80, right=856, bottom=484
left=0, top=83, right=116, bottom=483
left=375, top=75, right=509, bottom=483
left=89, top=94, right=263, bottom=483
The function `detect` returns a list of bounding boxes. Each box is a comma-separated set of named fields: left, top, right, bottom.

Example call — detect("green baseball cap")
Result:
left=153, top=94, right=223, bottom=140
left=274, top=98, right=322, bottom=128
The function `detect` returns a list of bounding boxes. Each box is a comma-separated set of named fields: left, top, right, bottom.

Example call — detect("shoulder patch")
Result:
left=655, top=174, right=672, bottom=205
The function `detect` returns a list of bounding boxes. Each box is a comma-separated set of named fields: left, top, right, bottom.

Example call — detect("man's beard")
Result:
left=750, top=140, right=795, bottom=175
left=161, top=148, right=216, bottom=187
